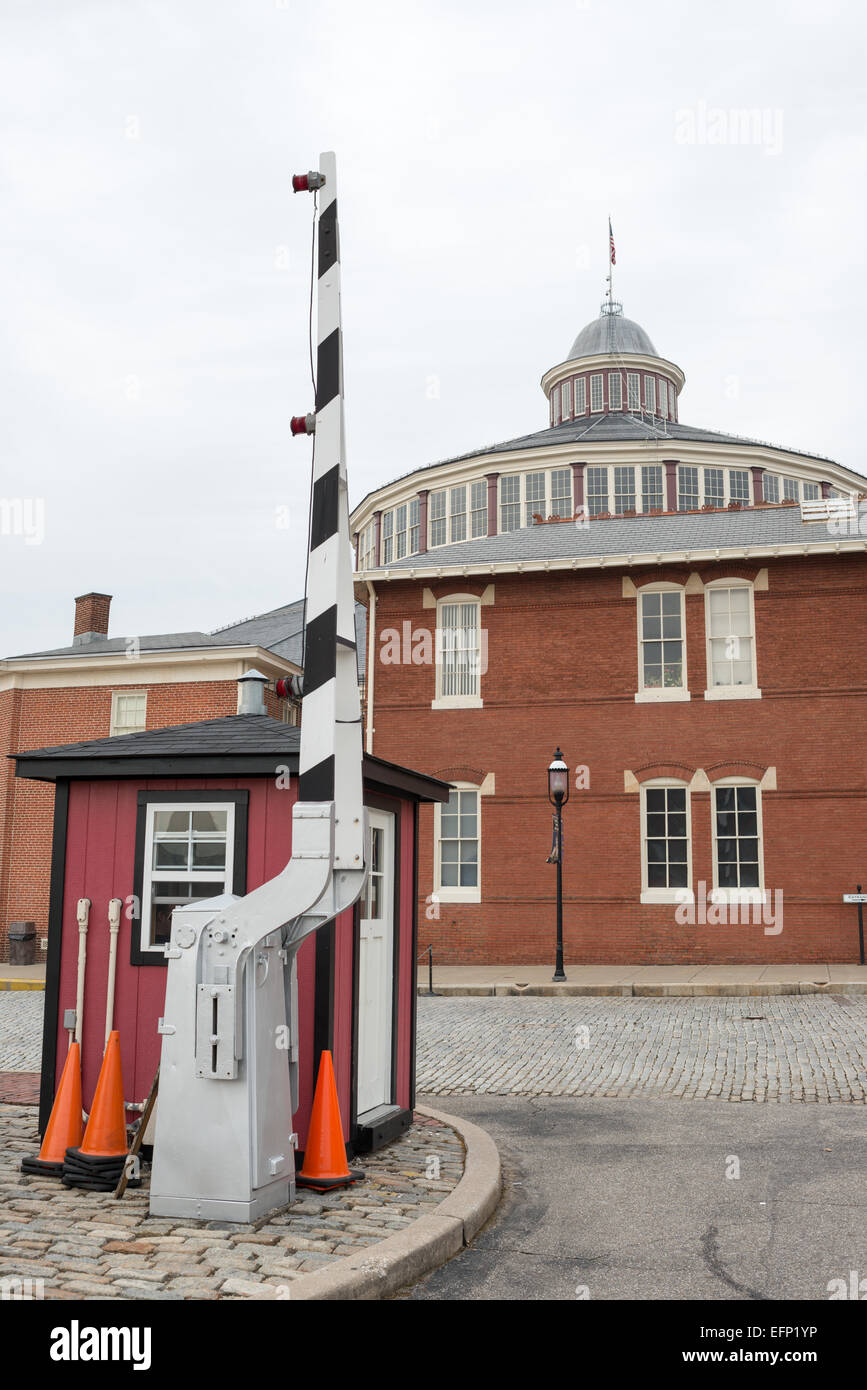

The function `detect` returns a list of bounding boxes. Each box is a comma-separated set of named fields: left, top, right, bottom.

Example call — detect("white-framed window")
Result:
left=429, top=490, right=447, bottom=547
left=642, top=465, right=664, bottom=511
left=729, top=469, right=750, bottom=504
left=763, top=473, right=781, bottom=503
left=500, top=475, right=521, bottom=532
left=552, top=384, right=561, bottom=425
left=409, top=497, right=420, bottom=552
left=358, top=521, right=376, bottom=570
left=712, top=781, right=763, bottom=894
left=433, top=596, right=483, bottom=708
left=704, top=582, right=760, bottom=699
left=659, top=379, right=668, bottom=418
left=561, top=379, right=572, bottom=420
left=590, top=374, right=604, bottom=412
left=614, top=466, right=635, bottom=513
left=783, top=477, right=799, bottom=502
left=587, top=466, right=608, bottom=516
left=111, top=690, right=147, bottom=737
left=802, top=482, right=820, bottom=501
left=678, top=466, right=699, bottom=510
left=670, top=388, right=677, bottom=420
left=704, top=468, right=724, bottom=507
left=470, top=480, right=487, bottom=537
left=574, top=378, right=586, bottom=414
left=640, top=780, right=691, bottom=904
left=627, top=372, right=641, bottom=411
left=381, top=509, right=394, bottom=563
left=644, top=375, right=656, bottom=414
left=435, top=785, right=480, bottom=903
left=141, top=802, right=236, bottom=953
left=608, top=372, right=622, bottom=410
left=394, top=504, right=408, bottom=560
left=636, top=586, right=689, bottom=702
left=449, top=485, right=467, bottom=543
left=551, top=468, right=572, bottom=518
left=525, top=471, right=546, bottom=526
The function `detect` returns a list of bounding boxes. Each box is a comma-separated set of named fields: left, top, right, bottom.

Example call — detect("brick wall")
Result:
left=368, top=551, right=867, bottom=964
left=0, top=679, right=249, bottom=958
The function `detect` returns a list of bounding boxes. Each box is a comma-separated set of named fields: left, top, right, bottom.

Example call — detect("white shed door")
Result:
left=357, top=811, right=395, bottom=1116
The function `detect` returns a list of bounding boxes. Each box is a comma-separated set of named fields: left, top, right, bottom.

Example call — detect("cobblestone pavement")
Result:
left=0, top=1107, right=463, bottom=1300
left=0, top=993, right=43, bottom=1071
left=417, top=995, right=867, bottom=1102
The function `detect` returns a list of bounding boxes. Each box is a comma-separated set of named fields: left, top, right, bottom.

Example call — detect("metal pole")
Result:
left=554, top=801, right=566, bottom=981
left=858, top=884, right=865, bottom=967
left=428, top=945, right=433, bottom=997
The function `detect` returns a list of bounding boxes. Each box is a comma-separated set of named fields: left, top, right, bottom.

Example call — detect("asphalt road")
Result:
left=407, top=1093, right=866, bottom=1301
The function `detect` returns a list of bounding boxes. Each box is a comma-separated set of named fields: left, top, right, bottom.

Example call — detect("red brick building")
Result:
left=350, top=301, right=867, bottom=965
left=0, top=592, right=307, bottom=959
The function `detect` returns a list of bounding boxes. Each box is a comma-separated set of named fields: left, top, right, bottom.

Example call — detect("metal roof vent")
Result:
left=237, top=668, right=268, bottom=715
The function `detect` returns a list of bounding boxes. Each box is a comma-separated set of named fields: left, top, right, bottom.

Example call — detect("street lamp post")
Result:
left=547, top=748, right=569, bottom=982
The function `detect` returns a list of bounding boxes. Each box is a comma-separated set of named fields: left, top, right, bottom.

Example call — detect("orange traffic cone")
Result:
left=21, top=1040, right=84, bottom=1177
left=296, top=1051, right=364, bottom=1191
left=63, top=1029, right=129, bottom=1191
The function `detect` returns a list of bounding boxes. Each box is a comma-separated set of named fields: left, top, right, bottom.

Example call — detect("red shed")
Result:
left=14, top=708, right=448, bottom=1160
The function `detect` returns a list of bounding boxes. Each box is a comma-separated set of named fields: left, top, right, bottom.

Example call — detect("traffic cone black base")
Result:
left=296, top=1167, right=364, bottom=1192
left=20, top=1156, right=65, bottom=1178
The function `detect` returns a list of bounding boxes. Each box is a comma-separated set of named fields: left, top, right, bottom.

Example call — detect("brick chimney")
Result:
left=73, top=592, right=112, bottom=644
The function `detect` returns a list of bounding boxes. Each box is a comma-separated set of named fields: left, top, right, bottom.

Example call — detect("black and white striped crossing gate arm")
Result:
left=296, top=152, right=365, bottom=875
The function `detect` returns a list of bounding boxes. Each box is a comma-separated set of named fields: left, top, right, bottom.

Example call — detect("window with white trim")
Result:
left=574, top=378, right=586, bottom=414
left=552, top=384, right=561, bottom=425
left=641, top=781, right=691, bottom=900
left=111, top=691, right=147, bottom=737
left=435, top=785, right=480, bottom=902
left=729, top=469, right=750, bottom=504
left=141, top=803, right=235, bottom=952
left=436, top=598, right=482, bottom=703
left=394, top=504, right=408, bottom=559
left=409, top=497, right=420, bottom=552
left=802, top=482, right=819, bottom=501
left=590, top=374, right=604, bottom=412
left=713, top=783, right=762, bottom=890
left=449, top=485, right=467, bottom=543
left=587, top=466, right=608, bottom=516
left=627, top=372, right=641, bottom=411
left=614, top=466, right=635, bottom=513
left=642, top=465, right=664, bottom=511
left=638, top=588, right=685, bottom=693
left=608, top=372, right=622, bottom=410
left=470, top=480, right=487, bottom=537
left=381, top=509, right=394, bottom=564
left=500, top=475, right=521, bottom=532
left=358, top=521, right=376, bottom=570
left=525, top=471, right=546, bottom=526
left=658, top=379, right=668, bottom=418
left=704, top=468, right=724, bottom=507
left=706, top=584, right=756, bottom=692
left=678, top=466, right=699, bottom=510
left=551, top=468, right=572, bottom=518
left=429, top=490, right=446, bottom=547
left=644, top=375, right=656, bottom=414
left=763, top=474, right=780, bottom=503
left=561, top=379, right=572, bottom=420
left=783, top=477, right=799, bottom=502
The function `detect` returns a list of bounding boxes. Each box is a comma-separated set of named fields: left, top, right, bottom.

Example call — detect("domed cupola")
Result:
left=541, top=299, right=685, bottom=427
left=569, top=301, right=659, bottom=360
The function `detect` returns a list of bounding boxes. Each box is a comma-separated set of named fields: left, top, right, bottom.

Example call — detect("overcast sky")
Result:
left=2, top=0, right=865, bottom=657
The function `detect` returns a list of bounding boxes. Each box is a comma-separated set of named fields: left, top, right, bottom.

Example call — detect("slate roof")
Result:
left=6, top=597, right=368, bottom=671
left=385, top=503, right=865, bottom=572
left=12, top=713, right=450, bottom=802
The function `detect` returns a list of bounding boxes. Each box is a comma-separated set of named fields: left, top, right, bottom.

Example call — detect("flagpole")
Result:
left=607, top=215, right=613, bottom=309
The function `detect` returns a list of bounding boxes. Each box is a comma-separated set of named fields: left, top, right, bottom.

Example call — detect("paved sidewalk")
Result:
left=417, top=962, right=867, bottom=997
left=0, top=964, right=45, bottom=992
left=0, top=1106, right=466, bottom=1300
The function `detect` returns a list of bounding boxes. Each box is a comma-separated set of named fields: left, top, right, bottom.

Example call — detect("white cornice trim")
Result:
left=356, top=538, right=867, bottom=584
left=0, top=645, right=301, bottom=693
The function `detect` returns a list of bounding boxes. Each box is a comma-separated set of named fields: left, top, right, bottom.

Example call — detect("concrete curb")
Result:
left=420, top=981, right=867, bottom=998
left=225, top=1105, right=501, bottom=1302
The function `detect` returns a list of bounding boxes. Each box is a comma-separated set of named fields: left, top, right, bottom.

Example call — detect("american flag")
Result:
left=609, top=218, right=616, bottom=265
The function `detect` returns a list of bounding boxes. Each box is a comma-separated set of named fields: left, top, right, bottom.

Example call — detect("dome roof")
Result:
left=569, top=305, right=658, bottom=360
